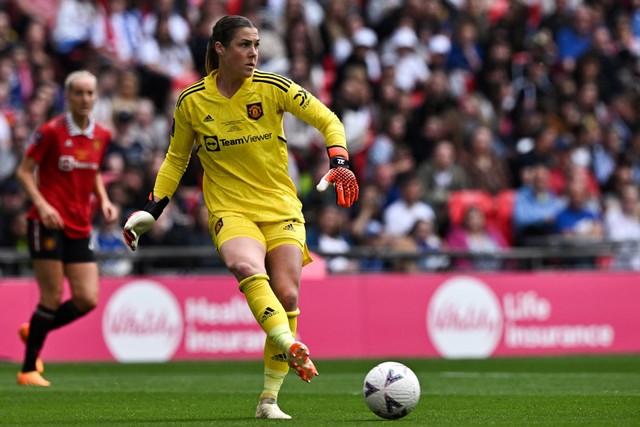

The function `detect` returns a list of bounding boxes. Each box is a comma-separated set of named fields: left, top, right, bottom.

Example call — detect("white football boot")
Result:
left=255, top=397, right=292, bottom=419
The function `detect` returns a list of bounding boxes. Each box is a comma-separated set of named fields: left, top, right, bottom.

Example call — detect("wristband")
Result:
left=143, top=193, right=170, bottom=220
left=327, top=146, right=351, bottom=169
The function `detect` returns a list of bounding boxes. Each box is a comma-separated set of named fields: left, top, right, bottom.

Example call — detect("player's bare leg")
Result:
left=65, top=262, right=99, bottom=313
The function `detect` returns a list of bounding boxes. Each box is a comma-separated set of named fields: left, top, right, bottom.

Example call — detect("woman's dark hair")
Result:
left=205, top=15, right=255, bottom=74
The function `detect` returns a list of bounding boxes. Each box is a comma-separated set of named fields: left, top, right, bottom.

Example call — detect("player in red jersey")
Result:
left=14, top=70, right=118, bottom=386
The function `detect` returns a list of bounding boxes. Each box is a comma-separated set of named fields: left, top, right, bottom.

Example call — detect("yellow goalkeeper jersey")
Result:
left=154, top=69, right=347, bottom=223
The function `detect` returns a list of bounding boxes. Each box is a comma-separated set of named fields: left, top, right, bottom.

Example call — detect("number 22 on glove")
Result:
left=316, top=167, right=359, bottom=208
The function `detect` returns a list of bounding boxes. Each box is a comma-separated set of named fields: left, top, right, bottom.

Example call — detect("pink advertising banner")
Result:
left=1, top=272, right=638, bottom=362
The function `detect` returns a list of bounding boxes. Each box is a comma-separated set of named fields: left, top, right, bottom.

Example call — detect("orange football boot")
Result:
left=288, top=341, right=318, bottom=383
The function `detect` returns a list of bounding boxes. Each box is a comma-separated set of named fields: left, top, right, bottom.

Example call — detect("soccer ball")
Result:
left=363, top=361, right=421, bottom=420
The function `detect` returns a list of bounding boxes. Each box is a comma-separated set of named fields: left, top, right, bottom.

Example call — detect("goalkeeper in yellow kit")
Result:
left=123, top=15, right=358, bottom=419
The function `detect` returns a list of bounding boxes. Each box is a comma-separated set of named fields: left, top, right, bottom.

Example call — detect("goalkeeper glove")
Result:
left=316, top=147, right=359, bottom=208
left=123, top=193, right=169, bottom=251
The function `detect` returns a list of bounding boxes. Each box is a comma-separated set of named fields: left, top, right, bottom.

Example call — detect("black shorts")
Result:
left=28, top=219, right=95, bottom=263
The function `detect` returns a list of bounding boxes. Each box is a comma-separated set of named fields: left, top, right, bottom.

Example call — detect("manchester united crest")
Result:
left=246, top=102, right=263, bottom=120
left=44, top=237, right=57, bottom=251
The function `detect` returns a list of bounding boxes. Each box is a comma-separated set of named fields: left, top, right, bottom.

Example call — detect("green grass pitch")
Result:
left=1, top=355, right=639, bottom=426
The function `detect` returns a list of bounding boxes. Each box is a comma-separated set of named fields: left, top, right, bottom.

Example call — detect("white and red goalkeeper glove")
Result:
left=316, top=147, right=359, bottom=208
left=123, top=193, right=169, bottom=251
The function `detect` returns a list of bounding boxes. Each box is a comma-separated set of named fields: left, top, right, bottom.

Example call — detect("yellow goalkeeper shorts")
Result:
left=210, top=214, right=312, bottom=266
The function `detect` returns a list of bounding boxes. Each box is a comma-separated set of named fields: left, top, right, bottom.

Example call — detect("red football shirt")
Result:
left=25, top=114, right=111, bottom=239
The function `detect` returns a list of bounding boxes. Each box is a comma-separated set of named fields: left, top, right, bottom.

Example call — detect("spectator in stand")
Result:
left=511, top=53, right=556, bottom=123
left=478, top=30, right=512, bottom=102
left=555, top=177, right=603, bottom=239
left=306, top=204, right=358, bottom=273
left=372, top=0, right=447, bottom=43
left=455, top=91, right=498, bottom=149
left=576, top=81, right=609, bottom=131
left=369, top=162, right=401, bottom=208
left=141, top=0, right=190, bottom=45
left=578, top=27, right=621, bottom=103
left=366, top=112, right=414, bottom=180
left=426, top=34, right=452, bottom=72
left=350, top=184, right=386, bottom=244
left=356, top=219, right=390, bottom=272
left=602, top=154, right=636, bottom=209
left=383, top=171, right=436, bottom=238
left=22, top=20, right=53, bottom=76
left=19, top=95, right=50, bottom=140
left=613, top=11, right=640, bottom=69
left=385, top=25, right=429, bottom=93
left=627, top=131, right=640, bottom=184
left=90, top=204, right=132, bottom=277
left=492, top=0, right=530, bottom=52
left=446, top=16, right=483, bottom=96
left=91, top=0, right=143, bottom=70
left=318, top=0, right=351, bottom=65
left=417, top=139, right=468, bottom=233
left=50, top=0, right=97, bottom=72
left=375, top=73, right=401, bottom=122
left=0, top=105, right=15, bottom=183
left=461, top=125, right=511, bottom=195
left=0, top=180, right=28, bottom=248
left=129, top=97, right=169, bottom=153
left=554, top=176, right=604, bottom=267
left=365, top=0, right=402, bottom=31
left=592, top=126, right=625, bottom=188
left=604, top=182, right=640, bottom=270
left=409, top=217, right=448, bottom=272
left=539, top=0, right=574, bottom=40
left=0, top=11, right=18, bottom=56
left=9, top=0, right=59, bottom=32
left=555, top=4, right=596, bottom=74
left=459, top=0, right=491, bottom=45
left=138, top=15, right=197, bottom=111
left=92, top=65, right=119, bottom=130
left=512, top=125, right=559, bottom=188
left=446, top=205, right=508, bottom=271
left=136, top=200, right=191, bottom=253
left=549, top=146, right=601, bottom=208
left=282, top=3, right=324, bottom=68
left=8, top=44, right=36, bottom=108
left=183, top=200, right=221, bottom=270
left=110, top=69, right=141, bottom=120
left=0, top=80, right=19, bottom=128
left=106, top=109, right=149, bottom=169
left=189, top=0, right=228, bottom=76
left=409, top=70, right=458, bottom=164
left=513, top=161, right=565, bottom=246
left=608, top=94, right=636, bottom=149
left=334, top=26, right=381, bottom=92
left=331, top=69, right=375, bottom=178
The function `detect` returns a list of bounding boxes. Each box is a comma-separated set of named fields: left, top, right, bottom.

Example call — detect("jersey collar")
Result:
left=66, top=112, right=95, bottom=138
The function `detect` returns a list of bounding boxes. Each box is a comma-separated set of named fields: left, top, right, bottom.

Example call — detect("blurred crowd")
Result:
left=2, top=0, right=640, bottom=275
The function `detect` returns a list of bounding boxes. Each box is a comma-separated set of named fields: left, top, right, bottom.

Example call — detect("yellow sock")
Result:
left=239, top=274, right=294, bottom=353
left=260, top=309, right=300, bottom=401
